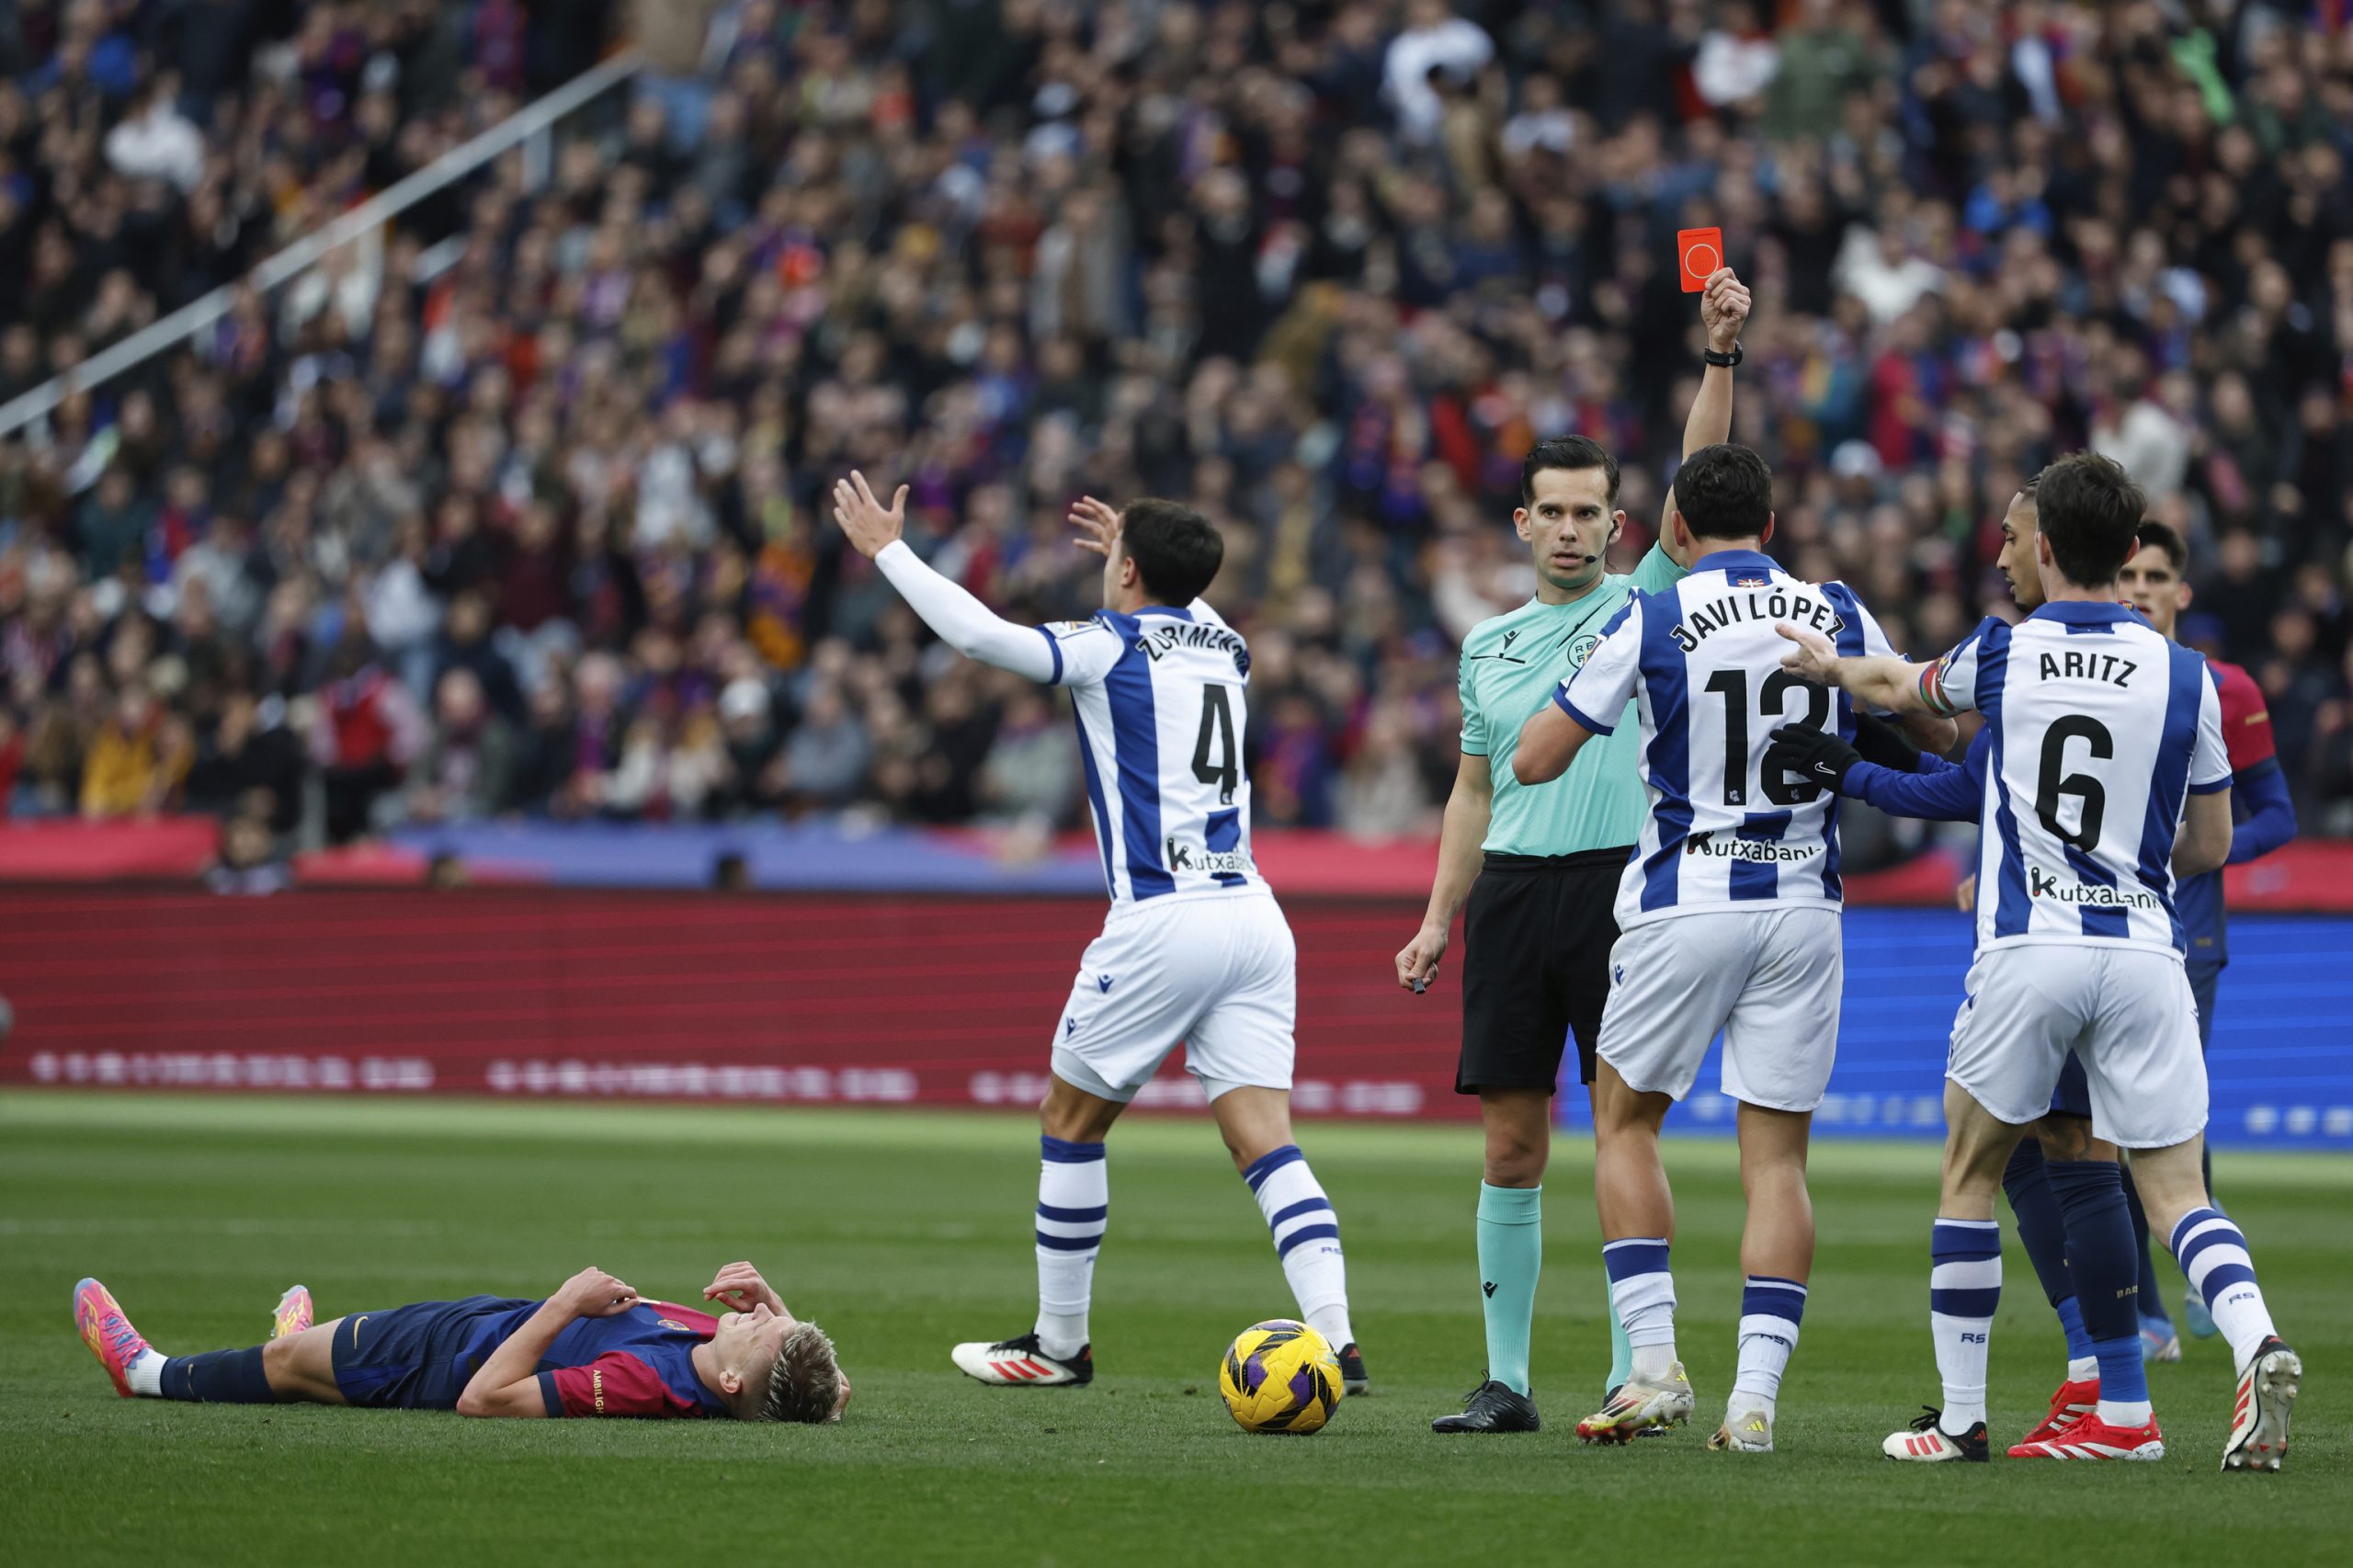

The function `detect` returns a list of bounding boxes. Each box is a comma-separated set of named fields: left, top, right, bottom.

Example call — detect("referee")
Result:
left=1400, top=269, right=1750, bottom=1435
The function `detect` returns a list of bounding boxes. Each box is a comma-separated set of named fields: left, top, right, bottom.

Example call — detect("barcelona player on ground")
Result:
left=74, top=1262, right=849, bottom=1423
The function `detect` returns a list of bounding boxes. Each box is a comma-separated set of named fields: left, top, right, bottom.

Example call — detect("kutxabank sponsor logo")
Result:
left=2026, top=864, right=2159, bottom=910
left=1682, top=830, right=1813, bottom=863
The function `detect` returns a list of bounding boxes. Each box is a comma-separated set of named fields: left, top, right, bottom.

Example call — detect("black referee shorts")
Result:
left=1456, top=847, right=1631, bottom=1096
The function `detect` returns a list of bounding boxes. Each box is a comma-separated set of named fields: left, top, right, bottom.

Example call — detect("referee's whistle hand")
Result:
left=1396, top=925, right=1449, bottom=992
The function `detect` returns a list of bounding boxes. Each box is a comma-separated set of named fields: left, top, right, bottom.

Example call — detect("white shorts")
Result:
left=1048, top=892, right=1296, bottom=1103
left=1946, top=943, right=2207, bottom=1148
left=1596, top=907, right=1842, bottom=1112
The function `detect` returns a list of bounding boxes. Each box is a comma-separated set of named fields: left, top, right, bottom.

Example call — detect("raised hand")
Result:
left=702, top=1260, right=787, bottom=1317
left=1068, top=495, right=1122, bottom=558
left=1700, top=267, right=1751, bottom=352
left=555, top=1267, right=641, bottom=1318
left=830, top=471, right=909, bottom=559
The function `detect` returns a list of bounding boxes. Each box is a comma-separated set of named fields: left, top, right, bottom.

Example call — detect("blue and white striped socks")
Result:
left=2169, top=1207, right=2276, bottom=1373
left=1733, top=1275, right=1807, bottom=1411
left=1033, top=1136, right=1108, bottom=1358
left=1929, top=1217, right=2002, bottom=1433
left=1602, top=1237, right=1677, bottom=1381
left=1243, top=1144, right=1354, bottom=1350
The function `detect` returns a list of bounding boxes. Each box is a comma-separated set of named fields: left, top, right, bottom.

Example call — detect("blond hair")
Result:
left=759, top=1321, right=844, bottom=1424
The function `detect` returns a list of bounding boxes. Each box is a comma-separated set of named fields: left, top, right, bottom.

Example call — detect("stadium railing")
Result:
left=0, top=51, right=644, bottom=440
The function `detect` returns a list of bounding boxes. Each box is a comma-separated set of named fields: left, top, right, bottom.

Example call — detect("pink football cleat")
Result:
left=74, top=1278, right=151, bottom=1398
left=273, top=1285, right=314, bottom=1340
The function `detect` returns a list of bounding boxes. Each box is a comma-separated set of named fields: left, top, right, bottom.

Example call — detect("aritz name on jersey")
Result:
left=2026, top=864, right=2162, bottom=910
left=1668, top=587, right=1845, bottom=653
left=2035, top=649, right=2139, bottom=687
left=1135, top=620, right=1250, bottom=677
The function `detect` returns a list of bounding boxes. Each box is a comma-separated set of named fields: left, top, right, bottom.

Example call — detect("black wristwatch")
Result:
left=1702, top=342, right=1744, bottom=368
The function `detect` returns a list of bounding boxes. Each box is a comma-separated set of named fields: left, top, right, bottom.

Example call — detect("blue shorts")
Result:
left=331, top=1296, right=538, bottom=1409
left=2047, top=960, right=2222, bottom=1118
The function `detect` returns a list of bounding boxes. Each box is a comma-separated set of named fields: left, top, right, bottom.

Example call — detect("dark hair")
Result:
left=2133, top=517, right=2188, bottom=575
left=1668, top=443, right=1774, bottom=540
left=1519, top=435, right=1620, bottom=507
left=2031, top=452, right=2145, bottom=586
left=1120, top=498, right=1223, bottom=606
left=760, top=1321, right=845, bottom=1424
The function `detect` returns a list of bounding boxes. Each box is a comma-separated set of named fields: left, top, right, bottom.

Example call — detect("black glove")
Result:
left=1765, top=724, right=1863, bottom=795
left=1850, top=710, right=1925, bottom=773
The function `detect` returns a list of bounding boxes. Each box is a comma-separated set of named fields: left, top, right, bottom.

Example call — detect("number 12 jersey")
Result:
left=1557, top=548, right=1900, bottom=930
left=1918, top=601, right=2229, bottom=957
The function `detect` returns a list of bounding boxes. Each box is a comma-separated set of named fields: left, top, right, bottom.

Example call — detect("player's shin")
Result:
left=2045, top=1156, right=2149, bottom=1424
left=160, top=1346, right=280, bottom=1403
left=1245, top=1144, right=1353, bottom=1351
left=1928, top=1219, right=2002, bottom=1434
left=2166, top=1206, right=2278, bottom=1372
left=1601, top=1238, right=1677, bottom=1379
left=1475, top=1182, right=1541, bottom=1395
left=2002, top=1139, right=2096, bottom=1380
left=1732, top=1277, right=1806, bottom=1417
left=1034, top=1135, right=1108, bottom=1358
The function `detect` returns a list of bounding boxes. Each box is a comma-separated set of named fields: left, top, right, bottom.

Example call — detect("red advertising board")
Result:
left=0, top=890, right=1469, bottom=1119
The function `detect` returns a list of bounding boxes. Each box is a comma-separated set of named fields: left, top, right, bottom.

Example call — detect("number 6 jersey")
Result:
left=1557, top=548, right=1899, bottom=930
left=1917, top=601, right=2229, bottom=958
left=1040, top=602, right=1264, bottom=903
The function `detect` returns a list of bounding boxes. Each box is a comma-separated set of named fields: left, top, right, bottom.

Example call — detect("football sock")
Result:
left=2001, top=1139, right=2074, bottom=1307
left=2046, top=1157, right=2138, bottom=1353
left=2168, top=1208, right=2278, bottom=1372
left=159, top=1346, right=276, bottom=1403
left=1033, top=1135, right=1108, bottom=1358
left=126, top=1347, right=165, bottom=1397
left=1732, top=1275, right=1806, bottom=1409
left=1245, top=1145, right=1353, bottom=1350
left=2054, top=1297, right=2097, bottom=1381
left=1602, top=1237, right=1675, bottom=1381
left=2092, top=1332, right=2152, bottom=1426
left=2117, top=1164, right=2171, bottom=1330
left=1928, top=1217, right=2001, bottom=1434
left=1474, top=1182, right=1540, bottom=1396
left=1606, top=1281, right=1632, bottom=1394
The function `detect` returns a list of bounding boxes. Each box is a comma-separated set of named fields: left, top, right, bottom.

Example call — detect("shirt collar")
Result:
left=1690, top=548, right=1778, bottom=576
left=2029, top=600, right=2142, bottom=627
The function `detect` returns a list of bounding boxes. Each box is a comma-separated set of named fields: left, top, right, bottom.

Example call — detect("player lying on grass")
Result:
left=1779, top=452, right=2302, bottom=1471
left=74, top=1261, right=850, bottom=1423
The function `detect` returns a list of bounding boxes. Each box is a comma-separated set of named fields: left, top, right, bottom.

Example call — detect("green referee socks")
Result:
left=1477, top=1182, right=1542, bottom=1396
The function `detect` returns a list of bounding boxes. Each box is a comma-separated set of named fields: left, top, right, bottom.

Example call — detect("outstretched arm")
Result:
left=456, top=1267, right=641, bottom=1418
left=1656, top=267, right=1752, bottom=568
left=1776, top=620, right=1933, bottom=716
left=831, top=472, right=1060, bottom=683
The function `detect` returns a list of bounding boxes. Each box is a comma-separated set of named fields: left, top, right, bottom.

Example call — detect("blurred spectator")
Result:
left=0, top=0, right=2350, bottom=859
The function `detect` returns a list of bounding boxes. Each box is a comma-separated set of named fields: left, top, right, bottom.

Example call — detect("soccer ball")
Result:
left=1218, top=1319, right=1342, bottom=1434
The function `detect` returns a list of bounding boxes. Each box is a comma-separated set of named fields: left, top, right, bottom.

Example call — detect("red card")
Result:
left=1677, top=227, right=1724, bottom=292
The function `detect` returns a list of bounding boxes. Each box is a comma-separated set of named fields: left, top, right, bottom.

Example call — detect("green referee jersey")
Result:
left=1457, top=544, right=1688, bottom=856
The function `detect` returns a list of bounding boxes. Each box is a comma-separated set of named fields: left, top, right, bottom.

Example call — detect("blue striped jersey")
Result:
left=1918, top=603, right=2229, bottom=957
left=1039, top=602, right=1264, bottom=903
left=1555, top=549, right=1898, bottom=930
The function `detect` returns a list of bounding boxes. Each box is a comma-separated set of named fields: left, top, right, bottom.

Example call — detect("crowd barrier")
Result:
left=1, top=888, right=2343, bottom=1150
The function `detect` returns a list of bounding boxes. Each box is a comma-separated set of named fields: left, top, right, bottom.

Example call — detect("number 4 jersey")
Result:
left=1918, top=601, right=2229, bottom=957
left=1557, top=549, right=1899, bottom=930
left=1040, top=602, right=1264, bottom=903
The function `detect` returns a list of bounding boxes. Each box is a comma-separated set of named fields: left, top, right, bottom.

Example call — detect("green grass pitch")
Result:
left=2, top=1092, right=2344, bottom=1566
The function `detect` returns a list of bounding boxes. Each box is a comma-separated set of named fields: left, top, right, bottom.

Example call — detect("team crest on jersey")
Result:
left=657, top=1317, right=690, bottom=1332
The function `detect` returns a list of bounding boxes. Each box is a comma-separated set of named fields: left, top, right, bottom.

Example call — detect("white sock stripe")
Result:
left=2184, top=1243, right=2252, bottom=1289
left=2173, top=1215, right=2237, bottom=1254
left=1929, top=1258, right=2002, bottom=1290
left=1738, top=1313, right=1802, bottom=1343
left=1250, top=1159, right=1327, bottom=1214
left=1033, top=1213, right=1106, bottom=1241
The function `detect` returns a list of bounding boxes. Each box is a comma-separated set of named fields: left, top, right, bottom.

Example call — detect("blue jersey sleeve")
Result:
left=2226, top=757, right=2297, bottom=865
left=1847, top=730, right=1986, bottom=824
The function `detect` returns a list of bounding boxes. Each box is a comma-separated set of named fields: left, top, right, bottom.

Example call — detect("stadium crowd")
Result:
left=3, top=0, right=2352, bottom=871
